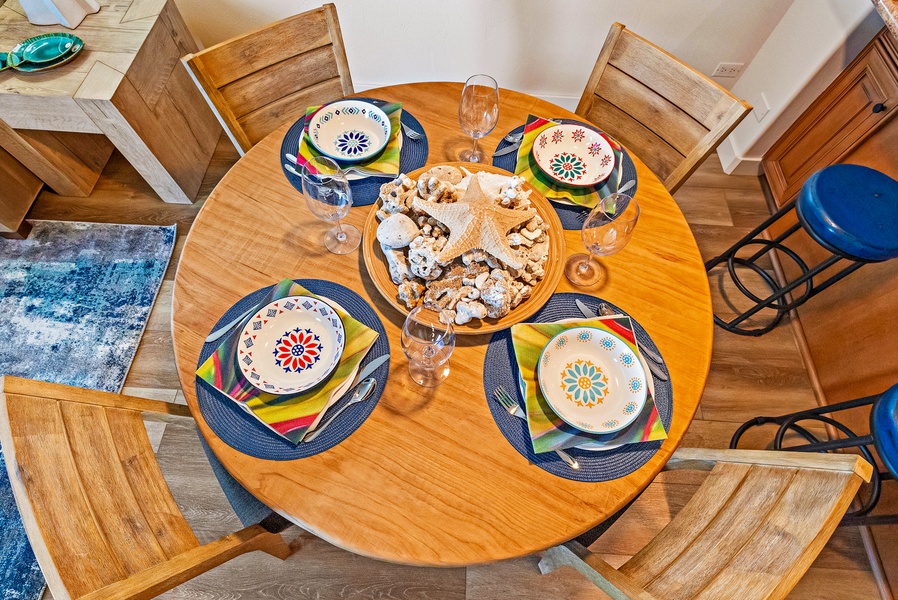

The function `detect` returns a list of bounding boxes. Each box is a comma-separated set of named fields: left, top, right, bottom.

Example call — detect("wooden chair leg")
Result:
left=539, top=542, right=657, bottom=600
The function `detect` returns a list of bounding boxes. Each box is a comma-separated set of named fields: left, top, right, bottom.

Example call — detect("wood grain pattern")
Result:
left=0, top=144, right=41, bottom=235
left=576, top=22, right=751, bottom=194
left=171, top=81, right=714, bottom=566
left=23, top=135, right=882, bottom=597
left=0, top=0, right=220, bottom=204
left=539, top=449, right=870, bottom=600
left=763, top=30, right=898, bottom=206
left=183, top=3, right=352, bottom=153
left=361, top=162, right=565, bottom=335
left=0, top=376, right=296, bottom=600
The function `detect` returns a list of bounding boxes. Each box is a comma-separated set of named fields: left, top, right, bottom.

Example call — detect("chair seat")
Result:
left=872, top=382, right=898, bottom=479
left=796, top=164, right=898, bottom=262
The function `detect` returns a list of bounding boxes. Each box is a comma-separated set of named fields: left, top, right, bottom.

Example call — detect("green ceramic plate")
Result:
left=0, top=52, right=8, bottom=72
left=7, top=33, right=84, bottom=73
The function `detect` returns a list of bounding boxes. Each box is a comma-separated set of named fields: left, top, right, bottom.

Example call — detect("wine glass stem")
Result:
left=471, top=137, right=479, bottom=154
left=335, top=218, right=347, bottom=242
left=578, top=253, right=594, bottom=274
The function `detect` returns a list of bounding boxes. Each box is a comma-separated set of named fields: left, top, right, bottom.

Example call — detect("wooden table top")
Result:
left=172, top=81, right=714, bottom=567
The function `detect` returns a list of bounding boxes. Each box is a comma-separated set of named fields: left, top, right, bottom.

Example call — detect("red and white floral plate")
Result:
left=531, top=123, right=615, bottom=188
left=237, top=296, right=345, bottom=394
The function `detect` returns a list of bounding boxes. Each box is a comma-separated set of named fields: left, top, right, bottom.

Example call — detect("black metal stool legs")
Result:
left=706, top=198, right=866, bottom=336
left=731, top=393, right=896, bottom=526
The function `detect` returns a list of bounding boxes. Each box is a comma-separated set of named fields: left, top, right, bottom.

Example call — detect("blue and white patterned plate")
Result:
left=537, top=327, right=647, bottom=434
left=237, top=295, right=345, bottom=394
left=307, top=100, right=391, bottom=163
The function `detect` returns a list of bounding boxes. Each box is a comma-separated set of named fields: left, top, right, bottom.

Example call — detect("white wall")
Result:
left=717, top=0, right=884, bottom=175
left=174, top=0, right=794, bottom=110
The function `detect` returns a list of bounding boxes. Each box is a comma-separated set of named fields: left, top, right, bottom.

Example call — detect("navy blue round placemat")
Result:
left=280, top=98, right=429, bottom=206
left=482, top=293, right=671, bottom=481
left=492, top=119, right=638, bottom=231
left=196, top=279, right=390, bottom=460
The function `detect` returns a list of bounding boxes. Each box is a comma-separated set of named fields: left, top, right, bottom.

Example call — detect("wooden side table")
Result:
left=0, top=0, right=221, bottom=232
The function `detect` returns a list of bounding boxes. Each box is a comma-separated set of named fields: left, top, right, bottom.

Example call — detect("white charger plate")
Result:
left=237, top=295, right=345, bottom=394
left=537, top=326, right=647, bottom=434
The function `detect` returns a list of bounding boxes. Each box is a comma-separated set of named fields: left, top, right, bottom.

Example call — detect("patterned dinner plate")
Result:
left=237, top=295, right=345, bottom=394
left=531, top=123, right=615, bottom=188
left=307, top=99, right=392, bottom=163
left=537, top=326, right=647, bottom=434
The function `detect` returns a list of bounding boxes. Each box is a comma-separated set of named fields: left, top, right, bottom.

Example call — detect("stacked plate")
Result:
left=2, top=33, right=84, bottom=73
left=236, top=295, right=345, bottom=395
left=537, top=326, right=647, bottom=437
left=531, top=123, right=616, bottom=188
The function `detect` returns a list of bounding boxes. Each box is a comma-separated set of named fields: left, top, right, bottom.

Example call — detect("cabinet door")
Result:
left=763, top=32, right=898, bottom=206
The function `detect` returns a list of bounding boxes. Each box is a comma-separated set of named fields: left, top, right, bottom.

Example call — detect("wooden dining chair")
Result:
left=182, top=3, right=354, bottom=155
left=0, top=376, right=299, bottom=600
left=539, top=448, right=872, bottom=600
left=577, top=23, right=751, bottom=194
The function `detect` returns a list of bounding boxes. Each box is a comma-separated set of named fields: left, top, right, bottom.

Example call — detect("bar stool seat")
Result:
left=798, top=165, right=898, bottom=261
left=873, top=385, right=898, bottom=479
left=707, top=164, right=898, bottom=335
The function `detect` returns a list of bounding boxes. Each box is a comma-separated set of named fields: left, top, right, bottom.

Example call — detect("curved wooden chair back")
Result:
left=182, top=3, right=353, bottom=154
left=0, top=376, right=294, bottom=600
left=577, top=23, right=751, bottom=194
left=540, top=448, right=872, bottom=600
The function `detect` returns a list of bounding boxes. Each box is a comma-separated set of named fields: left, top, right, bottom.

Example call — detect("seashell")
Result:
left=377, top=213, right=420, bottom=249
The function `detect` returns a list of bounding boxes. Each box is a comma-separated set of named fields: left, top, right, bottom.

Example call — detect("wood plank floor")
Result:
left=26, top=140, right=883, bottom=599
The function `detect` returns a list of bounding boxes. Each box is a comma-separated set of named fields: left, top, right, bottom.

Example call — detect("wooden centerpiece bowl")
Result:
left=362, top=162, right=565, bottom=334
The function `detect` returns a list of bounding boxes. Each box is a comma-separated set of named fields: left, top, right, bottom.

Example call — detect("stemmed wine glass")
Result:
left=401, top=306, right=456, bottom=387
left=565, top=193, right=640, bottom=287
left=300, top=156, right=361, bottom=254
left=458, top=74, right=499, bottom=163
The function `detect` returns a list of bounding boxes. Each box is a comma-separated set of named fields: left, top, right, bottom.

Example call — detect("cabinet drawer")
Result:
left=763, top=32, right=898, bottom=206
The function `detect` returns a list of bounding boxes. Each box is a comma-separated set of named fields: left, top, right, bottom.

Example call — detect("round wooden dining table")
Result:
left=172, top=82, right=713, bottom=567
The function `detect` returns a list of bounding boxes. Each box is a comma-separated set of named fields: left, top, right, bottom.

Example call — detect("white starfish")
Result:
left=412, top=174, right=536, bottom=269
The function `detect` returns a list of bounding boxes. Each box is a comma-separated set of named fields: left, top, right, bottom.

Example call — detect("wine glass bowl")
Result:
left=300, top=156, right=361, bottom=254
left=565, top=193, right=640, bottom=286
left=401, top=306, right=456, bottom=387
left=458, top=74, right=499, bottom=163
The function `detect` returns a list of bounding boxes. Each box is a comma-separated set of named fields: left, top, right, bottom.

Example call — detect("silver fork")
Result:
left=401, top=122, right=424, bottom=141
left=493, top=387, right=580, bottom=470
left=504, top=131, right=524, bottom=143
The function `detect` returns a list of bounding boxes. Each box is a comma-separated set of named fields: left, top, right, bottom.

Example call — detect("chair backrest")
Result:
left=182, top=3, right=353, bottom=154
left=540, top=448, right=872, bottom=600
left=0, top=376, right=292, bottom=600
left=576, top=23, right=751, bottom=194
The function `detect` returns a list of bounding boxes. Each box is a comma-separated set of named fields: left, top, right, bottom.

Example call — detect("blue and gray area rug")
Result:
left=0, top=220, right=176, bottom=600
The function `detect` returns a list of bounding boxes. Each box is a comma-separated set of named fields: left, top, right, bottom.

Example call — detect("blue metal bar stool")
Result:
left=730, top=382, right=898, bottom=526
left=706, top=164, right=898, bottom=336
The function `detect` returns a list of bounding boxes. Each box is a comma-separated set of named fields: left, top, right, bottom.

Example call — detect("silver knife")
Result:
left=574, top=299, right=669, bottom=382
left=492, top=142, right=521, bottom=158
left=351, top=354, right=389, bottom=386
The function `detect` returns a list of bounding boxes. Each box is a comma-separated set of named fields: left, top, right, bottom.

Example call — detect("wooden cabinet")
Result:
left=762, top=29, right=898, bottom=595
left=764, top=29, right=898, bottom=206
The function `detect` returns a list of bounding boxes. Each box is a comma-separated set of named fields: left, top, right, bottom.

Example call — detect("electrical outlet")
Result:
left=712, top=62, right=745, bottom=78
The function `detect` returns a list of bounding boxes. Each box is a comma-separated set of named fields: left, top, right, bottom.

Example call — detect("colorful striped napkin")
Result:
left=297, top=102, right=403, bottom=176
left=196, top=279, right=378, bottom=444
left=515, top=115, right=624, bottom=208
left=510, top=316, right=668, bottom=453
